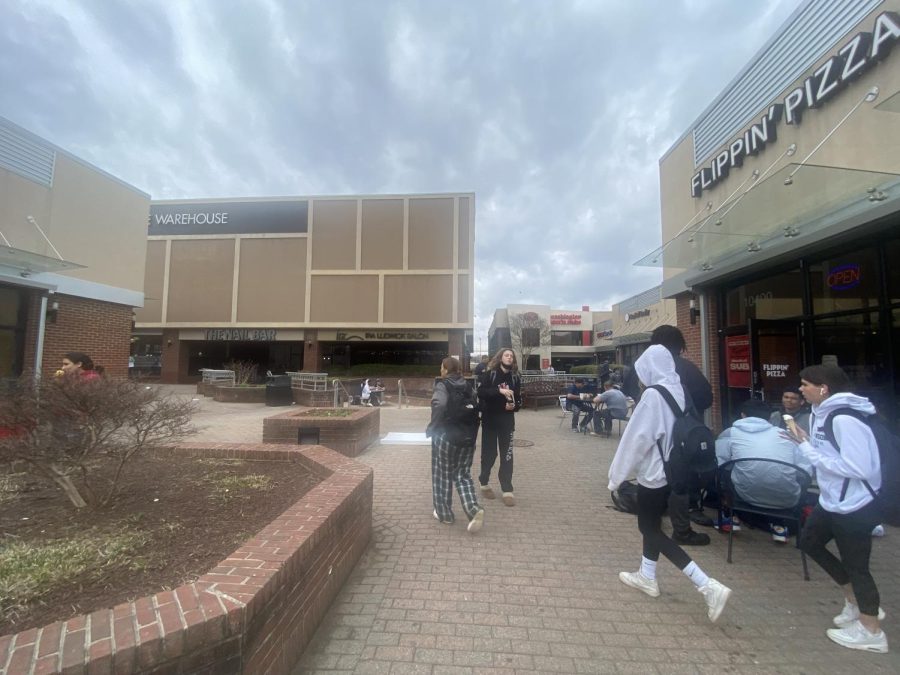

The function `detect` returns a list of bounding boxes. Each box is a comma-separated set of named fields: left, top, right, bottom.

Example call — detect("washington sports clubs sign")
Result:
left=691, top=11, right=900, bottom=198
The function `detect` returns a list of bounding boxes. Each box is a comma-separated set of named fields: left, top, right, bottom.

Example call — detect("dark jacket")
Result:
left=623, top=353, right=712, bottom=419
left=477, top=367, right=522, bottom=416
left=426, top=374, right=468, bottom=438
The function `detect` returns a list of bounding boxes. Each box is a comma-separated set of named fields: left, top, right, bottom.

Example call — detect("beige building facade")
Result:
left=135, top=193, right=475, bottom=382
left=644, top=0, right=900, bottom=426
left=0, top=117, right=149, bottom=380
left=593, top=286, right=677, bottom=366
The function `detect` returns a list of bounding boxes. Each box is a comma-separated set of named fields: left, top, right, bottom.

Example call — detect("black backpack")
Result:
left=610, top=480, right=639, bottom=514
left=649, top=385, right=717, bottom=489
left=824, top=408, right=900, bottom=526
left=440, top=380, right=480, bottom=446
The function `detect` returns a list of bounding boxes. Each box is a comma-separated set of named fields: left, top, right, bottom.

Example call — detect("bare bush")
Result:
left=0, top=376, right=197, bottom=508
left=224, top=360, right=258, bottom=385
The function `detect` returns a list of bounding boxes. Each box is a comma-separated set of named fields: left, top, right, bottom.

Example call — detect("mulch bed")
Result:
left=0, top=454, right=320, bottom=636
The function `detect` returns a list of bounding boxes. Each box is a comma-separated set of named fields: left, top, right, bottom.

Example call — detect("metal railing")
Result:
left=397, top=379, right=408, bottom=409
left=199, top=369, right=235, bottom=387
left=332, top=379, right=352, bottom=408
left=289, top=372, right=329, bottom=391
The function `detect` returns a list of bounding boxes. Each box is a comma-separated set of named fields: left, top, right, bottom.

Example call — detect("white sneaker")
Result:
left=432, top=510, right=452, bottom=524
left=618, top=571, right=660, bottom=598
left=826, top=620, right=889, bottom=653
left=872, top=524, right=885, bottom=537
left=467, top=508, right=484, bottom=533
left=699, top=578, right=732, bottom=622
left=833, top=600, right=886, bottom=627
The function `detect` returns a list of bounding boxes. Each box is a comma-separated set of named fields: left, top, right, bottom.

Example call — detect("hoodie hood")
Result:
left=813, top=392, right=876, bottom=417
left=732, top=416, right=774, bottom=434
left=634, top=345, right=685, bottom=409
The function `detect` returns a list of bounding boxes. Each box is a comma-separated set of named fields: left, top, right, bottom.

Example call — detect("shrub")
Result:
left=570, top=365, right=599, bottom=375
left=0, top=376, right=196, bottom=508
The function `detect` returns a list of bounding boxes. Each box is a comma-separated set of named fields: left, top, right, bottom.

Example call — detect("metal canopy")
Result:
left=635, top=163, right=899, bottom=271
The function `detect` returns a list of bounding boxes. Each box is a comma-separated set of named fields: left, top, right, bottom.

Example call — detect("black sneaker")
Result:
left=689, top=510, right=715, bottom=527
left=672, top=530, right=711, bottom=546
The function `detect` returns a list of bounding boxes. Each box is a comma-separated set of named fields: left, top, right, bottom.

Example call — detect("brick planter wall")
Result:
left=0, top=443, right=373, bottom=675
left=214, top=386, right=266, bottom=403
left=263, top=407, right=380, bottom=457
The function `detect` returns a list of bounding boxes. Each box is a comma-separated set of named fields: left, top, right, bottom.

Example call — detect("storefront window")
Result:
left=724, top=268, right=804, bottom=326
left=888, top=239, right=900, bottom=305
left=0, top=286, right=24, bottom=379
left=812, top=311, right=887, bottom=398
left=551, top=331, right=583, bottom=346
left=809, top=247, right=880, bottom=315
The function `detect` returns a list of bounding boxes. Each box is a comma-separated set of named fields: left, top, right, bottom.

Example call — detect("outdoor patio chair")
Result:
left=557, top=395, right=572, bottom=428
left=716, top=458, right=813, bottom=580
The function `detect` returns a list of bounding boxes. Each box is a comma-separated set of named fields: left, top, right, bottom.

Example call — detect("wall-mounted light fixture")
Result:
left=689, top=298, right=701, bottom=325
left=46, top=300, right=59, bottom=324
left=166, top=338, right=173, bottom=347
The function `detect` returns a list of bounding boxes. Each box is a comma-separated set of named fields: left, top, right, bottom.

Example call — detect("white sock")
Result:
left=640, top=556, right=657, bottom=580
left=682, top=561, right=709, bottom=588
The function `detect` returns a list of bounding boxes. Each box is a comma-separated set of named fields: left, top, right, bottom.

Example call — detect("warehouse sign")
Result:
left=692, top=11, right=900, bottom=198
left=149, top=200, right=309, bottom=235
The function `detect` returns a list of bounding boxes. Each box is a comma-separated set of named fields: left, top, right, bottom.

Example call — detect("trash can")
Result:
left=265, top=374, right=293, bottom=406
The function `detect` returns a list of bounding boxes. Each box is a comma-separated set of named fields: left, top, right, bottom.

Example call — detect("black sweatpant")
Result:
left=637, top=484, right=692, bottom=570
left=479, top=413, right=515, bottom=493
left=800, top=501, right=881, bottom=616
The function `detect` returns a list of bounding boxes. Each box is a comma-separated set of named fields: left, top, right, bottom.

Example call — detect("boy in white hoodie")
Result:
left=608, top=345, right=732, bottom=622
left=783, top=364, right=888, bottom=653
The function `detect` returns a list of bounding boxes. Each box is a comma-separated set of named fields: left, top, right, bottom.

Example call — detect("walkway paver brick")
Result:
left=171, top=388, right=900, bottom=674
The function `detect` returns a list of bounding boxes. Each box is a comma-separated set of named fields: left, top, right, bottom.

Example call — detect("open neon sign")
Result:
left=827, top=263, right=861, bottom=291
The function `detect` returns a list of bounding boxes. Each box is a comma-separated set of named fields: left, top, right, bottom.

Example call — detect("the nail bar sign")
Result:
left=691, top=11, right=900, bottom=198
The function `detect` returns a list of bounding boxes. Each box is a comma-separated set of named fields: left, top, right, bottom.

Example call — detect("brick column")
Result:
left=677, top=292, right=723, bottom=432
left=303, top=329, right=320, bottom=372
left=160, top=329, right=190, bottom=383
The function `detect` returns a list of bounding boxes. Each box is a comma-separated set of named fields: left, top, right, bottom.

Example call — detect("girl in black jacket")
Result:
left=477, top=348, right=522, bottom=506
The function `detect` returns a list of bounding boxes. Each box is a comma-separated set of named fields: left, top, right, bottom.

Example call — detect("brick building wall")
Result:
left=22, top=292, right=134, bottom=379
left=676, top=293, right=723, bottom=433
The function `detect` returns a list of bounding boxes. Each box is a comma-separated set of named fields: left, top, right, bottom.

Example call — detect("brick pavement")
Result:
left=172, top=389, right=900, bottom=673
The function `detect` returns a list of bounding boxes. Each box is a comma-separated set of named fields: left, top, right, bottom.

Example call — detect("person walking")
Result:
left=59, top=351, right=100, bottom=381
left=783, top=364, right=888, bottom=653
left=426, top=357, right=484, bottom=533
left=608, top=345, right=732, bottom=622
left=477, top=348, right=521, bottom=506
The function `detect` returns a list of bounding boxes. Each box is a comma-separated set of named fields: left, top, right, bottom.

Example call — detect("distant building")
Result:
left=135, top=194, right=475, bottom=382
left=593, top=286, right=677, bottom=366
left=0, top=117, right=148, bottom=380
left=488, top=304, right=610, bottom=371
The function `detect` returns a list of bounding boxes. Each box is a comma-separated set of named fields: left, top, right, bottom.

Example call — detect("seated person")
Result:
left=566, top=378, right=595, bottom=432
left=592, top=381, right=630, bottom=435
left=370, top=378, right=385, bottom=406
left=716, top=399, right=813, bottom=540
left=768, top=388, right=811, bottom=434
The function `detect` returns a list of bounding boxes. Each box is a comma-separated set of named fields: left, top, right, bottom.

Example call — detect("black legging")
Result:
left=637, top=484, right=692, bottom=569
left=800, top=501, right=881, bottom=616
left=479, top=413, right=515, bottom=493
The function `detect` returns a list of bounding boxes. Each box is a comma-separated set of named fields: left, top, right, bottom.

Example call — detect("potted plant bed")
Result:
left=263, top=406, right=380, bottom=457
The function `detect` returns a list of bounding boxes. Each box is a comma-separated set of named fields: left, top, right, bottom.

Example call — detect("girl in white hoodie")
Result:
left=608, top=345, right=732, bottom=622
left=784, top=364, right=887, bottom=653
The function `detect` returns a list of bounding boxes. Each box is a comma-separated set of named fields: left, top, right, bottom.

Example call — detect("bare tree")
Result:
left=507, top=313, right=551, bottom=370
left=224, top=360, right=258, bottom=385
left=0, top=376, right=197, bottom=508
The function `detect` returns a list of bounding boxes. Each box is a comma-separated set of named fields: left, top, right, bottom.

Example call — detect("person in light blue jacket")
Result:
left=716, top=398, right=813, bottom=510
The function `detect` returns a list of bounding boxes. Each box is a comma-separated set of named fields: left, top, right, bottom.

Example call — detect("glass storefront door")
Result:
left=749, top=319, right=805, bottom=404
left=0, top=285, right=26, bottom=379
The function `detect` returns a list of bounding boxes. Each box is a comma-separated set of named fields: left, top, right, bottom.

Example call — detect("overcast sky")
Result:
left=1, top=0, right=803, bottom=345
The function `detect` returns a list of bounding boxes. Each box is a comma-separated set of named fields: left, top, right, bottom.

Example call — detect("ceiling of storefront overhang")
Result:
left=636, top=163, right=899, bottom=272
left=0, top=244, right=85, bottom=277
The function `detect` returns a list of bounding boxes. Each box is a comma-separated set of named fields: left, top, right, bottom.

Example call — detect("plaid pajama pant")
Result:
left=431, top=434, right=480, bottom=523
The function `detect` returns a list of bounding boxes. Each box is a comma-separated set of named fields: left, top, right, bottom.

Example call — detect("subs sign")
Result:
left=692, top=11, right=900, bottom=198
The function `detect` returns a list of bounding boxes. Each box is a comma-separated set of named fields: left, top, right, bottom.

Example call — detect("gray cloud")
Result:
left=0, top=0, right=803, bottom=342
